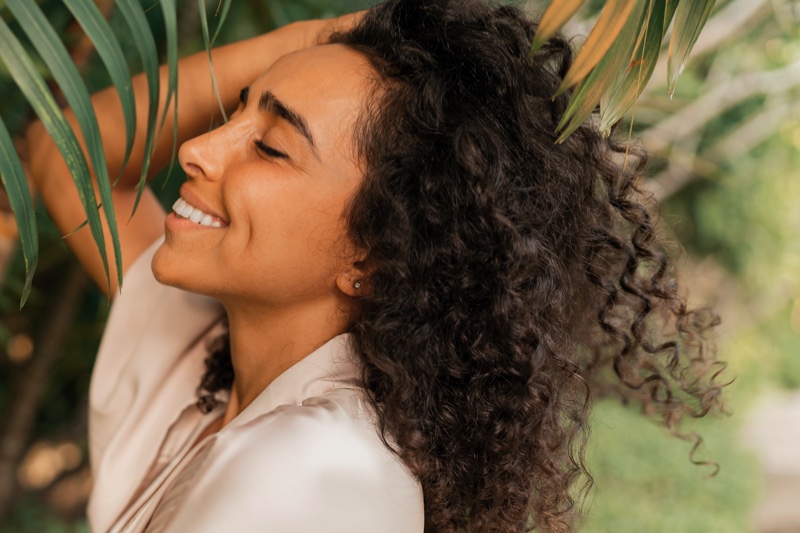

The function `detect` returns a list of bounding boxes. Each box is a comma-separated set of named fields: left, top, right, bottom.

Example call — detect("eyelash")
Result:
left=254, top=140, right=288, bottom=160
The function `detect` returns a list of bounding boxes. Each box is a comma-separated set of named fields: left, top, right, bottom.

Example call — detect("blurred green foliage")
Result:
left=583, top=400, right=761, bottom=533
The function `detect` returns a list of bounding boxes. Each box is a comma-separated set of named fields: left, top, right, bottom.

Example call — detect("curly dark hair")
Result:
left=197, top=0, right=727, bottom=531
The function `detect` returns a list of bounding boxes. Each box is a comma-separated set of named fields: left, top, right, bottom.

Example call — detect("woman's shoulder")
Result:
left=164, top=390, right=425, bottom=532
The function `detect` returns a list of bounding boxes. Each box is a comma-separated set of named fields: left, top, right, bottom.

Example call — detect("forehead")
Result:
left=251, top=44, right=375, bottom=150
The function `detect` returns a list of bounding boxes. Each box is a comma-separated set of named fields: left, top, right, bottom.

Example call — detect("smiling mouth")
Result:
left=172, top=197, right=225, bottom=228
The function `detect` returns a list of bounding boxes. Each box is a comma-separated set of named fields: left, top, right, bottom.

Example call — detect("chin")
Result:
left=151, top=244, right=227, bottom=302
left=151, top=243, right=191, bottom=291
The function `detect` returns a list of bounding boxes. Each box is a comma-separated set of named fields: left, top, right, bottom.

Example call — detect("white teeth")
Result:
left=172, top=196, right=223, bottom=228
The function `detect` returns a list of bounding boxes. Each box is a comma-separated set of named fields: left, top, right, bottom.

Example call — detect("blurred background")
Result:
left=0, top=0, right=798, bottom=531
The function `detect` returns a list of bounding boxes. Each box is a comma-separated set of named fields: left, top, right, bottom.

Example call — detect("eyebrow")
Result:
left=240, top=86, right=317, bottom=155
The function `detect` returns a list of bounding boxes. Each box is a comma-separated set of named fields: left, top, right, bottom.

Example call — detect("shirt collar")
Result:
left=224, top=333, right=361, bottom=430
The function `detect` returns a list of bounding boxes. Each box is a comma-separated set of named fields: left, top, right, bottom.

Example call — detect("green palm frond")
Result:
left=199, top=0, right=234, bottom=123
left=0, top=0, right=190, bottom=305
left=0, top=116, right=36, bottom=307
left=116, top=0, right=162, bottom=219
left=668, top=0, right=717, bottom=97
left=0, top=10, right=109, bottom=302
left=7, top=0, right=122, bottom=294
left=556, top=0, right=646, bottom=142
left=532, top=0, right=718, bottom=141
left=155, top=0, right=180, bottom=188
left=63, top=0, right=137, bottom=185
left=599, top=0, right=674, bottom=132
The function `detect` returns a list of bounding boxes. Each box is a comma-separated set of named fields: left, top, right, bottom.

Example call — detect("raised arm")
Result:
left=26, top=16, right=356, bottom=296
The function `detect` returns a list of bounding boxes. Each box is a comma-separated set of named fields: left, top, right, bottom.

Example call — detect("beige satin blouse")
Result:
left=87, top=239, right=424, bottom=532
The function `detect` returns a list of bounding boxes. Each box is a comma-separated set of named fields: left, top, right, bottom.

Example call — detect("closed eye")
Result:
left=255, top=140, right=288, bottom=160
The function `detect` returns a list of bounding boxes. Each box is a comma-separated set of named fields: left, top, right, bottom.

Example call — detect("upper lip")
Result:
left=178, top=184, right=228, bottom=224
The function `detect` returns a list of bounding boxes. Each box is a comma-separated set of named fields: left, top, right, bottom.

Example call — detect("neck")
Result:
left=218, top=296, right=350, bottom=426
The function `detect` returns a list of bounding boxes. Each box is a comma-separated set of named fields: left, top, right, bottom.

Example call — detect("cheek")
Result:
left=283, top=197, right=348, bottom=261
left=241, top=183, right=353, bottom=275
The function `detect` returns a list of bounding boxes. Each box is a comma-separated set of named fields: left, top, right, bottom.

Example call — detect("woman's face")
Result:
left=152, top=45, right=373, bottom=310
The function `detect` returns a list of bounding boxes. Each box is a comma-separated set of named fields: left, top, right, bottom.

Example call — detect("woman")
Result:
left=27, top=0, right=725, bottom=531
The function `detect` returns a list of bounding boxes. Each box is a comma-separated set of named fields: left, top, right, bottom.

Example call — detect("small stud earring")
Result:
left=354, top=281, right=362, bottom=290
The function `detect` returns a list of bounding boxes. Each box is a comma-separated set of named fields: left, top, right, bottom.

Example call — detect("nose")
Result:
left=178, top=122, right=235, bottom=182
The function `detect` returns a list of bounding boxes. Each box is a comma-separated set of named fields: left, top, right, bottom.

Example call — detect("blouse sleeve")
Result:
left=90, top=238, right=223, bottom=459
left=161, top=396, right=425, bottom=532
left=88, top=238, right=225, bottom=532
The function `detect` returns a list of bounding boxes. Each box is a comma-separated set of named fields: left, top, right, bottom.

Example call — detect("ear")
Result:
left=335, top=256, right=369, bottom=298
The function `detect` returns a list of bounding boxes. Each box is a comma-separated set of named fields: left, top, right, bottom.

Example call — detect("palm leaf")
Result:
left=0, top=117, right=37, bottom=307
left=557, top=0, right=640, bottom=94
left=0, top=15, right=110, bottom=291
left=668, top=0, right=717, bottom=97
left=199, top=0, right=228, bottom=122
left=530, top=0, right=586, bottom=57
left=4, top=0, right=120, bottom=291
left=157, top=0, right=180, bottom=184
left=116, top=0, right=162, bottom=217
left=530, top=0, right=713, bottom=140
left=210, top=0, right=233, bottom=47
left=556, top=0, right=646, bottom=142
left=0, top=0, right=214, bottom=303
left=664, top=0, right=680, bottom=32
left=599, top=0, right=672, bottom=132
left=63, top=0, right=136, bottom=184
